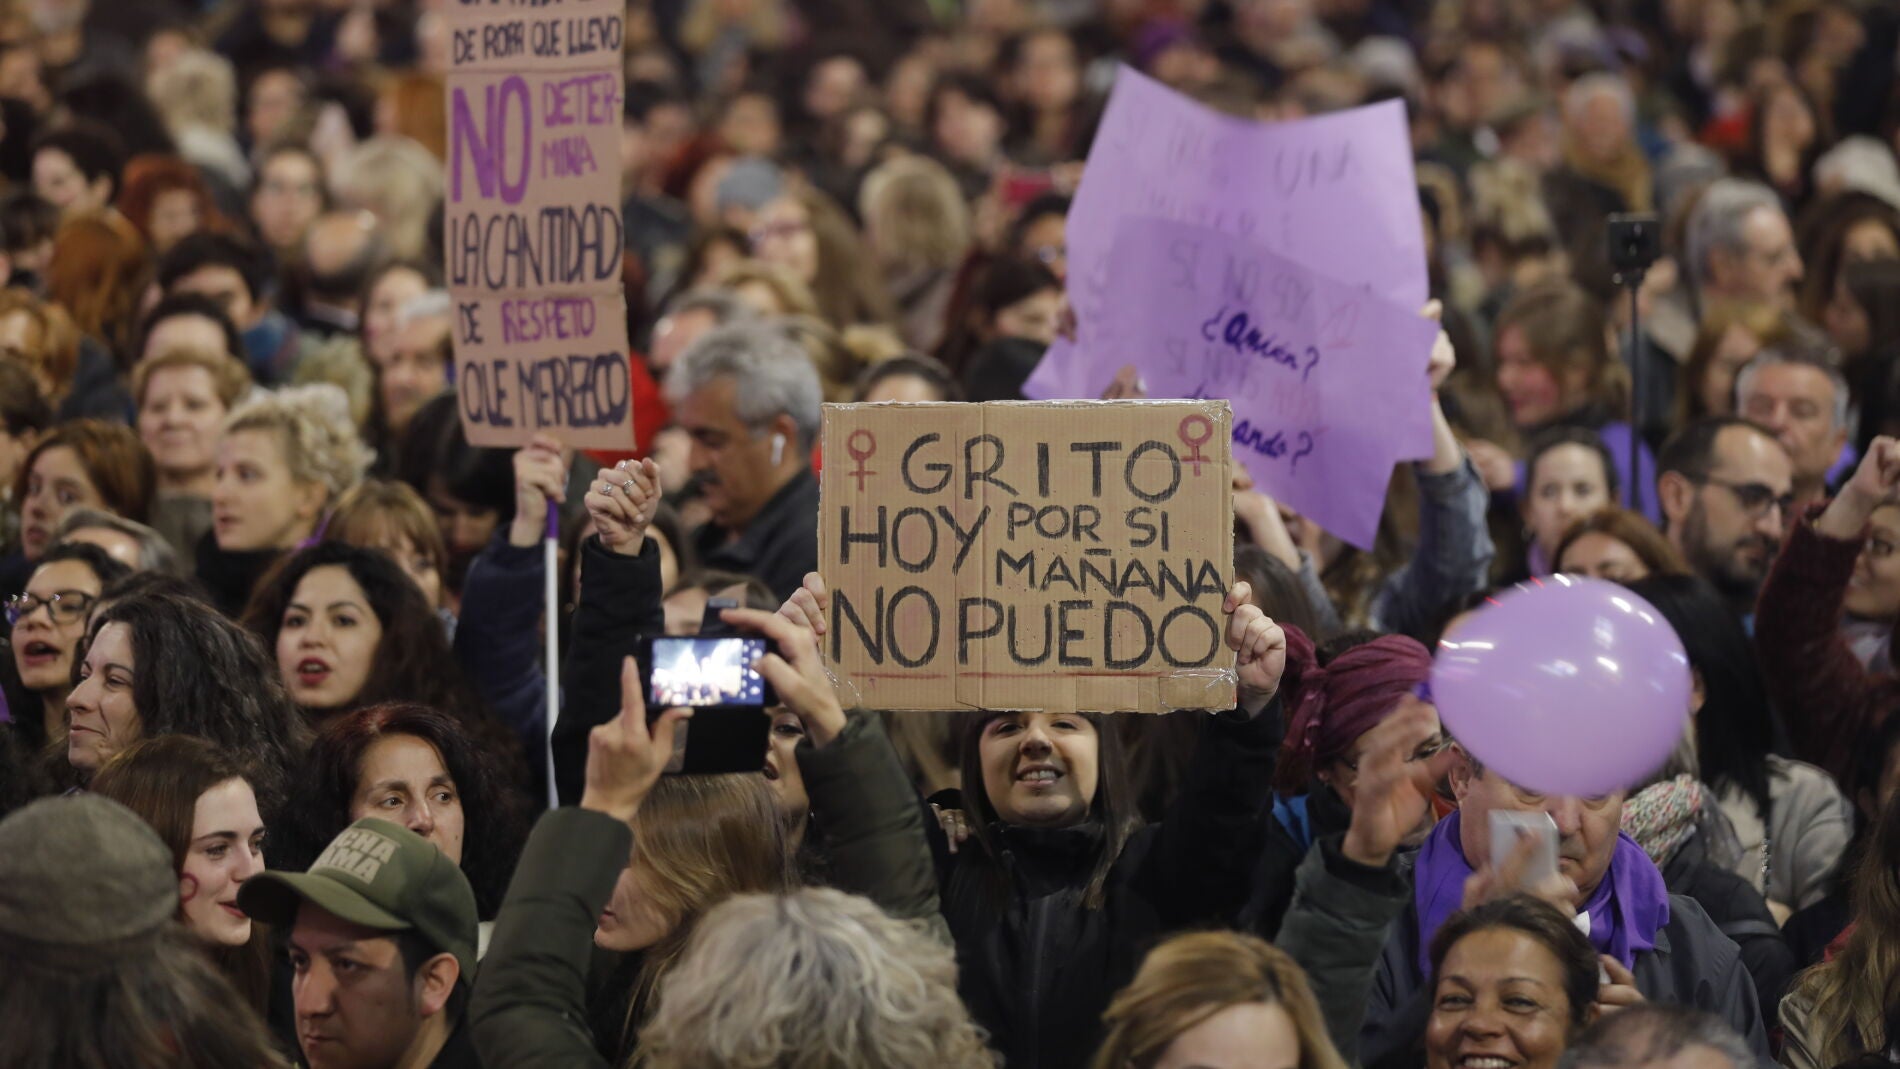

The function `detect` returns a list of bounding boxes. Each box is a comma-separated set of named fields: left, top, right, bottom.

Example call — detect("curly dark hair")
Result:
left=286, top=702, right=529, bottom=919
left=88, top=593, right=307, bottom=806
left=240, top=542, right=485, bottom=723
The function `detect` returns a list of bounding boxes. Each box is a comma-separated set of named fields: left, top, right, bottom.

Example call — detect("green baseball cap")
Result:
left=238, top=818, right=478, bottom=980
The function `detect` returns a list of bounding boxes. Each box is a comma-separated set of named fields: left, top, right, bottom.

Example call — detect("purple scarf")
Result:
left=1414, top=810, right=1671, bottom=977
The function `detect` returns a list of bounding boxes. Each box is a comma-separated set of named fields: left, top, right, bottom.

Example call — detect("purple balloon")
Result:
left=1431, top=575, right=1691, bottom=797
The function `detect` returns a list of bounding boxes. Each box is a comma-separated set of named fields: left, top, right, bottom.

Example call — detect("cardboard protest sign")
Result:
left=820, top=400, right=1237, bottom=714
left=444, top=0, right=633, bottom=450
left=1026, top=65, right=1427, bottom=401
left=1088, top=219, right=1440, bottom=549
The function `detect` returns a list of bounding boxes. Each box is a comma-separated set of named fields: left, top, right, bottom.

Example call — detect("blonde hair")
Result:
left=716, top=259, right=821, bottom=319
left=1093, top=931, right=1349, bottom=1069
left=146, top=48, right=238, bottom=135
left=616, top=775, right=796, bottom=1049
left=222, top=384, right=370, bottom=504
left=132, top=345, right=252, bottom=411
left=330, top=137, right=443, bottom=261
left=859, top=155, right=973, bottom=273
left=637, top=888, right=997, bottom=1069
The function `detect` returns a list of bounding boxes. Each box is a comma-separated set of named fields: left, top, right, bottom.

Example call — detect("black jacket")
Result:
left=551, top=536, right=665, bottom=805
left=690, top=467, right=819, bottom=604
left=1658, top=834, right=1795, bottom=1028
left=937, top=702, right=1285, bottom=1069
left=192, top=533, right=285, bottom=619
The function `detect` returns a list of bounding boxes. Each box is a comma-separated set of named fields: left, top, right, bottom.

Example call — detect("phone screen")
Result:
left=647, top=637, right=768, bottom=707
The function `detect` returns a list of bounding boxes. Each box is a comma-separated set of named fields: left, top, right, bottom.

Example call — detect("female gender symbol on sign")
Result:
left=845, top=429, right=878, bottom=490
left=1177, top=414, right=1214, bottom=476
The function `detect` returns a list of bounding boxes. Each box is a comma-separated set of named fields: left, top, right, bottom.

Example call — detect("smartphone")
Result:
left=1488, top=810, right=1560, bottom=890
left=638, top=635, right=776, bottom=774
left=642, top=635, right=774, bottom=708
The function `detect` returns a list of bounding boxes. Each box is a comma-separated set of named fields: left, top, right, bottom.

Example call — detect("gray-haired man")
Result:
left=666, top=321, right=823, bottom=602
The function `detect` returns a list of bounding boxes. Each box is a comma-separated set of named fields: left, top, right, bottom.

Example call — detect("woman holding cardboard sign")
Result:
left=778, top=569, right=1288, bottom=1069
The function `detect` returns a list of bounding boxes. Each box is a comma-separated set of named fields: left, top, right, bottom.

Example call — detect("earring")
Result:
left=771, top=434, right=786, bottom=466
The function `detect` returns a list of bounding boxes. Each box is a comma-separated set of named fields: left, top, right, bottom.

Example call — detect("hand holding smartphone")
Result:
left=634, top=598, right=779, bottom=775
left=1488, top=810, right=1561, bottom=892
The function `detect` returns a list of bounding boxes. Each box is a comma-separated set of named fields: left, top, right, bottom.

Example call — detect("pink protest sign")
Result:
left=444, top=0, right=633, bottom=450
left=1026, top=66, right=1428, bottom=402
left=1097, top=218, right=1439, bottom=550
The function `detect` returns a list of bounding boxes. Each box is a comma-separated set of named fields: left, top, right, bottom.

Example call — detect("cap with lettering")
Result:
left=238, top=818, right=478, bottom=980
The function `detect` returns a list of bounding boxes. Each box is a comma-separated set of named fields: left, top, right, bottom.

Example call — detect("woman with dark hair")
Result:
left=765, top=569, right=1290, bottom=1069
left=358, top=260, right=436, bottom=373
left=854, top=352, right=964, bottom=403
left=1629, top=574, right=1851, bottom=920
left=240, top=541, right=485, bottom=728
left=90, top=735, right=272, bottom=1014
left=71, top=592, right=304, bottom=795
left=6, top=541, right=130, bottom=750
left=1424, top=896, right=1602, bottom=1069
left=1841, top=260, right=1900, bottom=456
left=936, top=254, right=1061, bottom=389
left=998, top=27, right=1087, bottom=164
left=1738, top=78, right=1825, bottom=215
left=1797, top=191, right=1900, bottom=334
left=393, top=393, right=515, bottom=594
left=287, top=702, right=528, bottom=923
left=1519, top=427, right=1617, bottom=578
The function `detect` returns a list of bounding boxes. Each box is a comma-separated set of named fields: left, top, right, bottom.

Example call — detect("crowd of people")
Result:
left=2, top=0, right=1900, bottom=1067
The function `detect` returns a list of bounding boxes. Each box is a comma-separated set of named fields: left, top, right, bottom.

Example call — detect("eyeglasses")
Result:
left=4, top=590, right=95, bottom=627
left=1335, top=732, right=1451, bottom=782
left=747, top=220, right=809, bottom=247
left=1699, top=477, right=1795, bottom=520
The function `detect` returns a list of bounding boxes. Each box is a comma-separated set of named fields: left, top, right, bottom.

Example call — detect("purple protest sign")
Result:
left=1095, top=218, right=1438, bottom=550
left=443, top=0, right=632, bottom=451
left=1027, top=66, right=1427, bottom=403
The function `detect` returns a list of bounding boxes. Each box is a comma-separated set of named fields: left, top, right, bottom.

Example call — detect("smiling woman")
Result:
left=77, top=593, right=306, bottom=797
left=6, top=542, right=129, bottom=749
left=931, top=582, right=1289, bottom=1069
left=91, top=735, right=274, bottom=1015
left=1425, top=897, right=1601, bottom=1069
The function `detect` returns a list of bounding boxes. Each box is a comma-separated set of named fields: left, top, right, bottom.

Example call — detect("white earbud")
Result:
left=771, top=433, right=786, bottom=466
